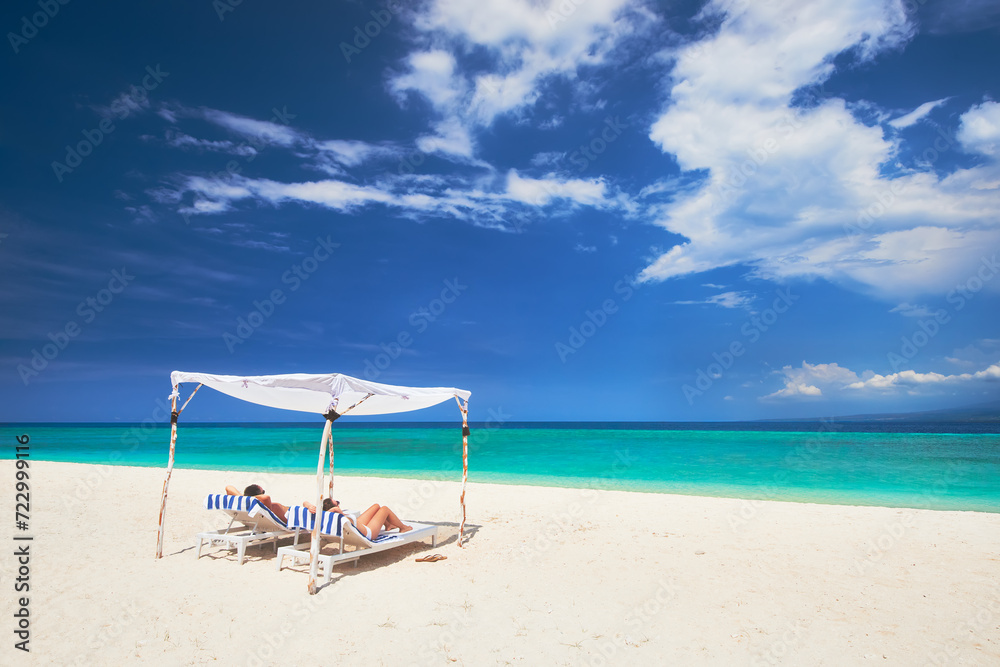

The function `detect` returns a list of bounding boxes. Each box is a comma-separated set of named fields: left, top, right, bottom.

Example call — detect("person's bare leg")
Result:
left=380, top=505, right=412, bottom=533
left=356, top=503, right=381, bottom=526
left=364, top=507, right=391, bottom=539
left=364, top=506, right=411, bottom=539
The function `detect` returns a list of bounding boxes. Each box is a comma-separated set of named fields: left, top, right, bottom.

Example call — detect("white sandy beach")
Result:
left=2, top=460, right=999, bottom=666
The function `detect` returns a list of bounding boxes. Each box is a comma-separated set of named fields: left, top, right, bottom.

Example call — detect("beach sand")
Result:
left=2, top=461, right=999, bottom=666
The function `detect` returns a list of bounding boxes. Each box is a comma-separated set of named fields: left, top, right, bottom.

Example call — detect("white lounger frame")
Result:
left=276, top=520, right=438, bottom=583
left=197, top=502, right=292, bottom=565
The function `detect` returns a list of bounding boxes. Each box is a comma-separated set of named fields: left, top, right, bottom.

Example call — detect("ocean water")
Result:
left=2, top=422, right=999, bottom=512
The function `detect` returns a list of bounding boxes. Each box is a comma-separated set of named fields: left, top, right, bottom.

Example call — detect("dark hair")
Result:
left=244, top=484, right=264, bottom=496
left=322, top=498, right=338, bottom=511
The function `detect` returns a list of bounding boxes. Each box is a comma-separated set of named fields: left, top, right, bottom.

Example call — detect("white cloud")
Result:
left=762, top=359, right=1000, bottom=400
left=415, top=118, right=476, bottom=160
left=165, top=131, right=258, bottom=157
left=388, top=0, right=646, bottom=158
left=391, top=50, right=465, bottom=110
left=763, top=361, right=861, bottom=399
left=201, top=108, right=302, bottom=147
left=888, top=98, right=948, bottom=129
left=639, top=0, right=1000, bottom=301
left=172, top=168, right=628, bottom=229
left=847, top=363, right=1000, bottom=390
left=316, top=140, right=394, bottom=167
left=574, top=243, right=597, bottom=253
left=504, top=170, right=611, bottom=207
left=673, top=291, right=754, bottom=309
left=889, top=302, right=936, bottom=318
left=531, top=151, right=565, bottom=167
left=958, top=101, right=1000, bottom=156
left=763, top=382, right=823, bottom=399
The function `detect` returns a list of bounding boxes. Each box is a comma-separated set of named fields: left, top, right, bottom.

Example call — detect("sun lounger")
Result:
left=197, top=494, right=292, bottom=564
left=276, top=506, right=438, bottom=582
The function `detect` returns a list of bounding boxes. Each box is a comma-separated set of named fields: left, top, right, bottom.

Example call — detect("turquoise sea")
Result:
left=3, top=422, right=999, bottom=512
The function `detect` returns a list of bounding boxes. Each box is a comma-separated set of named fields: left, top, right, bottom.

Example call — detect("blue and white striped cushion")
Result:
left=204, top=493, right=254, bottom=512
left=286, top=506, right=346, bottom=536
left=204, top=494, right=287, bottom=528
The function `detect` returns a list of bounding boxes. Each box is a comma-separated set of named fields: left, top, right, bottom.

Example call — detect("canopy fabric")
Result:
left=170, top=370, right=471, bottom=416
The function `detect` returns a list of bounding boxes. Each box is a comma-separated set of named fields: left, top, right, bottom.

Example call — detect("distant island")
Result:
left=762, top=401, right=1000, bottom=423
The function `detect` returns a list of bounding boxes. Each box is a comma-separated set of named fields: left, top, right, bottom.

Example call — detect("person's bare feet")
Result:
left=399, top=524, right=413, bottom=533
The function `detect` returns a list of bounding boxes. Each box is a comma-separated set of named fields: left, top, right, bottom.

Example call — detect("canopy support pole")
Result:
left=326, top=427, right=335, bottom=499
left=308, top=414, right=336, bottom=594
left=156, top=383, right=202, bottom=559
left=455, top=397, right=470, bottom=547
left=324, top=393, right=371, bottom=499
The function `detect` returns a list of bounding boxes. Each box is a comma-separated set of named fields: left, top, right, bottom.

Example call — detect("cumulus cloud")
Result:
left=958, top=101, right=1000, bottom=156
left=762, top=362, right=861, bottom=400
left=388, top=0, right=646, bottom=158
left=762, top=359, right=1000, bottom=399
left=846, top=363, right=1000, bottom=390
left=639, top=0, right=1000, bottom=301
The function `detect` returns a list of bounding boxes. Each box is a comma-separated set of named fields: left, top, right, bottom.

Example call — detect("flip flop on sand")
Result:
left=415, top=554, right=447, bottom=562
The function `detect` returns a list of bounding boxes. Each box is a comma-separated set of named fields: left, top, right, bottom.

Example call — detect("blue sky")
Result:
left=1, top=0, right=999, bottom=422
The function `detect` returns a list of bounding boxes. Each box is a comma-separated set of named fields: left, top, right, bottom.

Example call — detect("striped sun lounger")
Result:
left=196, top=494, right=292, bottom=565
left=276, top=506, right=438, bottom=582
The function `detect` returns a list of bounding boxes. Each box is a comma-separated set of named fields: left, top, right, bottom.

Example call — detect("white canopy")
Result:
left=158, top=370, right=473, bottom=594
left=169, top=370, right=471, bottom=416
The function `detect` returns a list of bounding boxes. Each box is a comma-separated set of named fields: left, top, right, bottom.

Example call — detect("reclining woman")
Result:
left=225, top=484, right=290, bottom=523
left=303, top=497, right=413, bottom=540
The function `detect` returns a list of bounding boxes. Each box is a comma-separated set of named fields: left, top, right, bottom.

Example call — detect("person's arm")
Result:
left=225, top=485, right=239, bottom=495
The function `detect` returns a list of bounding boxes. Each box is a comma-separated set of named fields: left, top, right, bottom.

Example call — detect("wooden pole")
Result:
left=327, top=427, right=335, bottom=499
left=308, top=418, right=333, bottom=594
left=456, top=397, right=470, bottom=547
left=155, top=386, right=180, bottom=559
